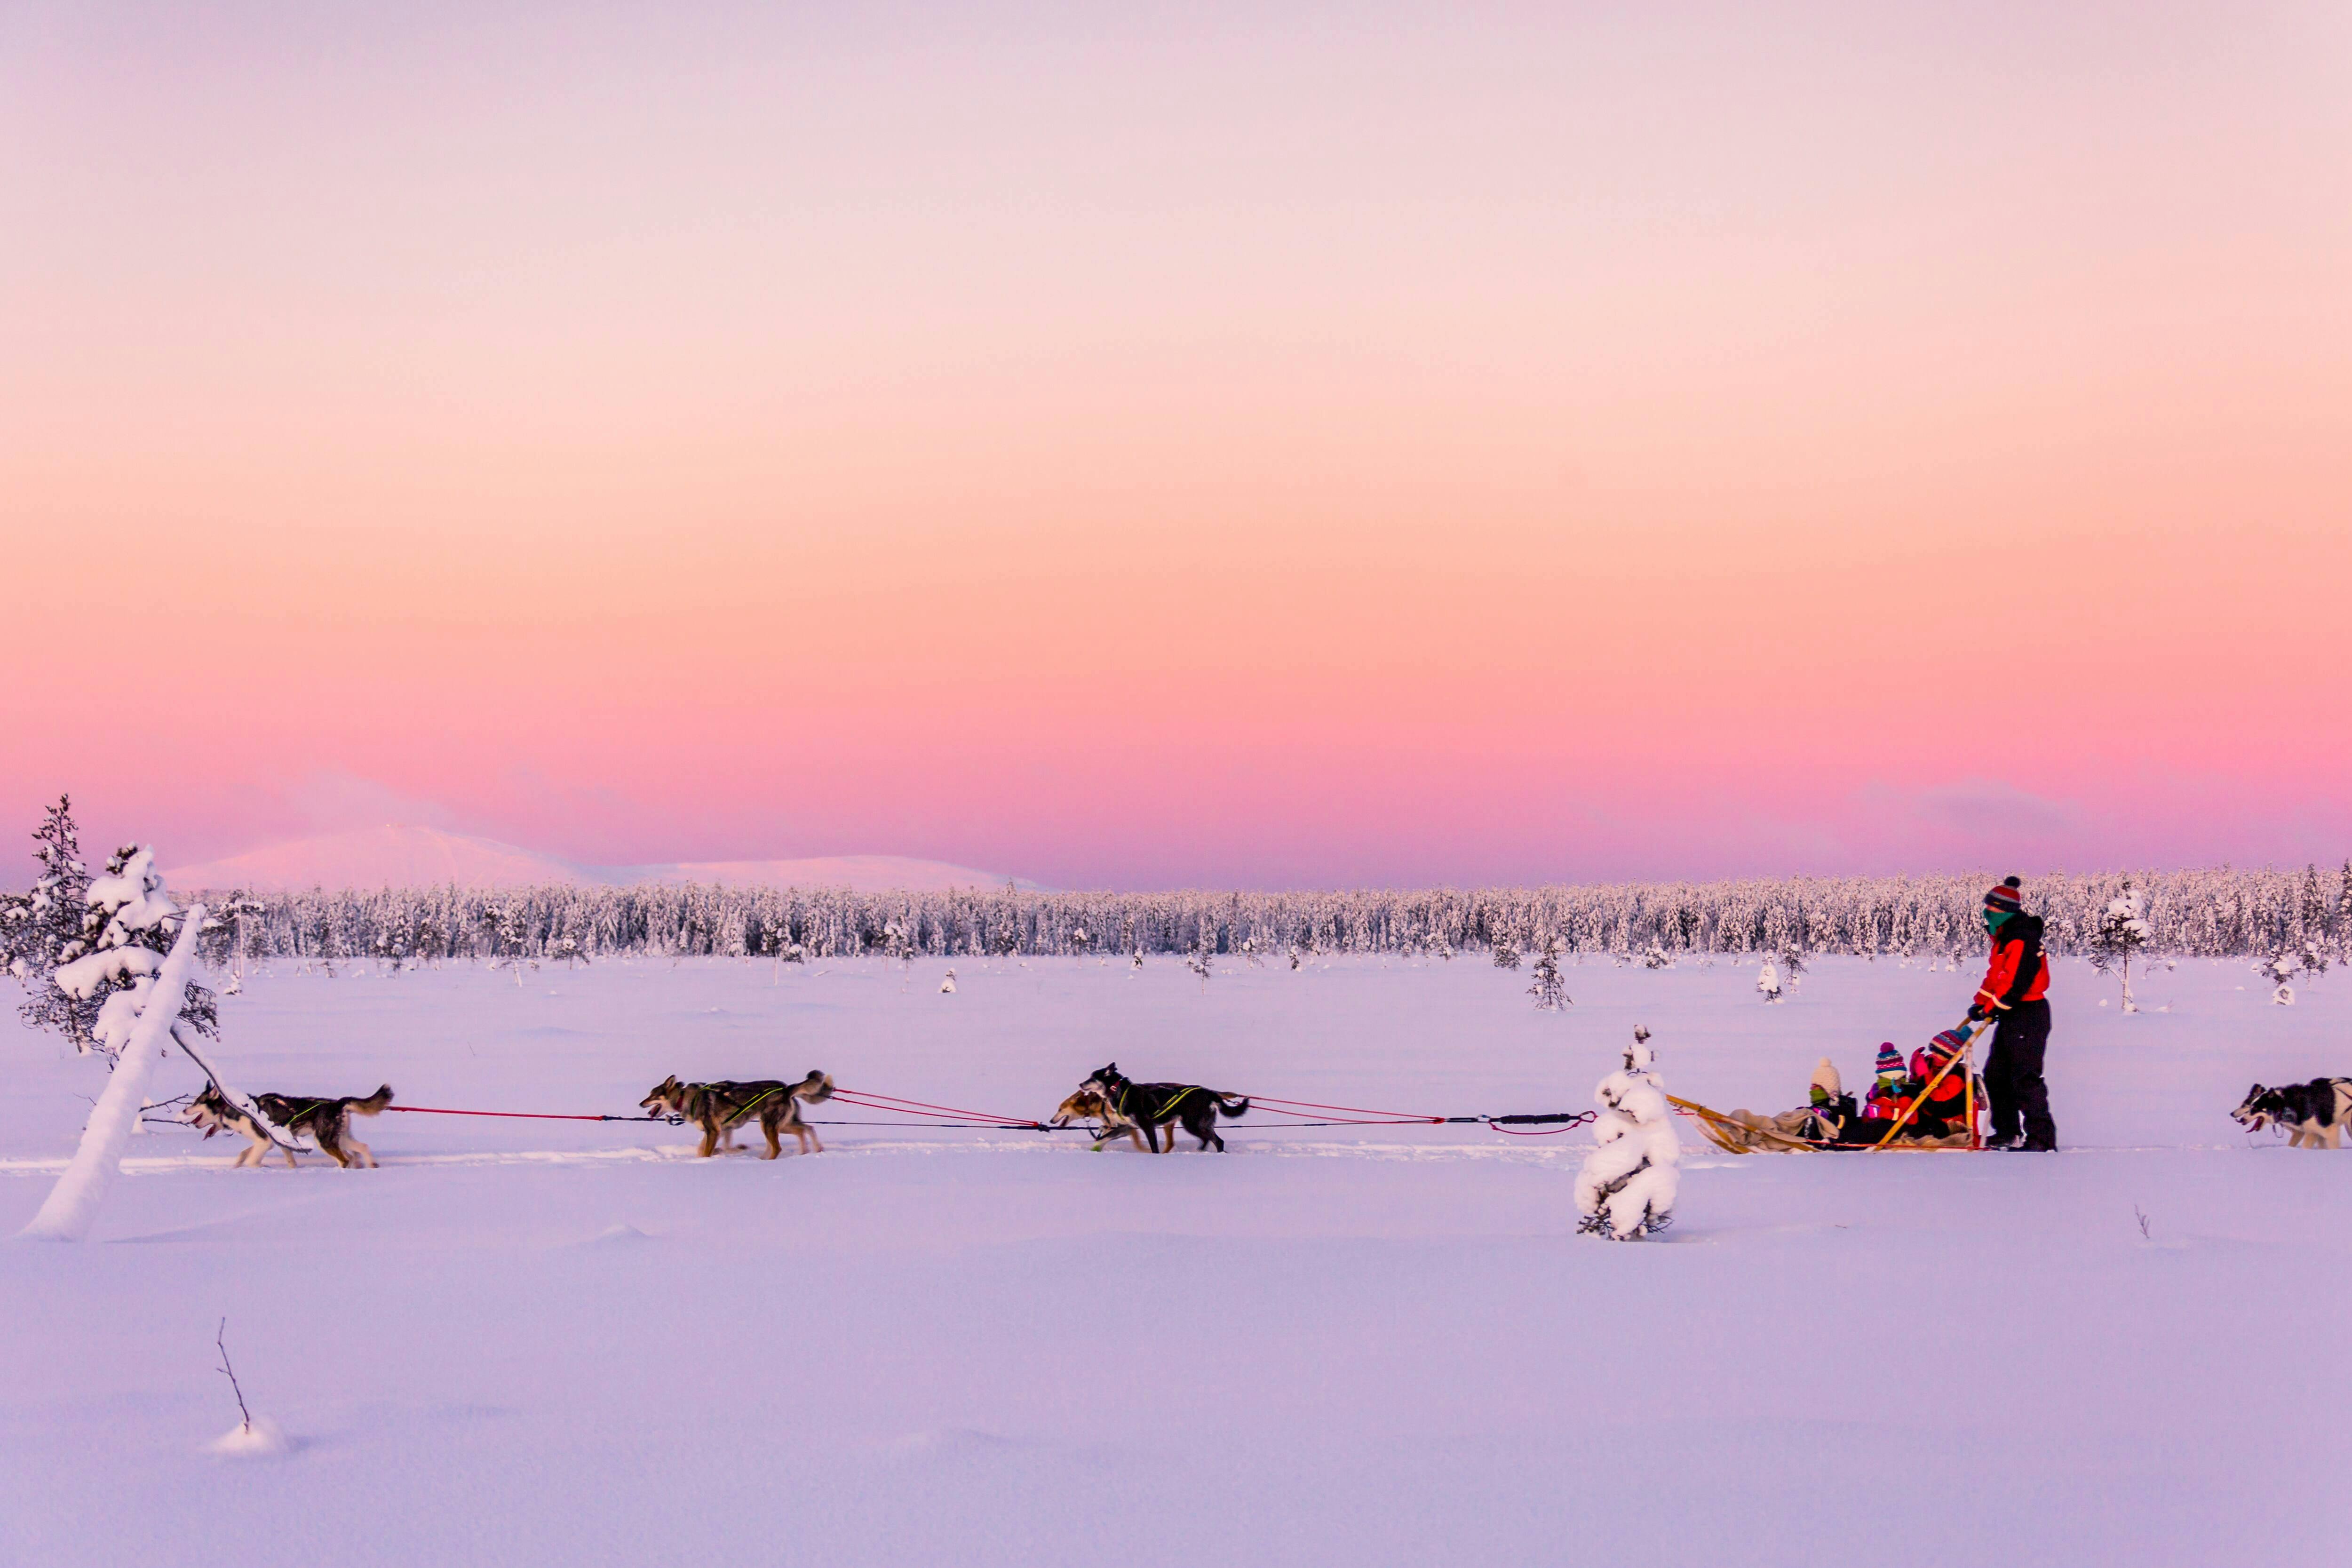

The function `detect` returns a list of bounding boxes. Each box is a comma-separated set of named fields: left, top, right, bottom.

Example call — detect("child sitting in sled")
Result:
left=1841, top=1034, right=1973, bottom=1146
left=1859, top=1043, right=1909, bottom=1127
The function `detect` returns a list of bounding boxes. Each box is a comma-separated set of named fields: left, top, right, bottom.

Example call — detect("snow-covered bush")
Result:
left=1575, top=1030, right=1679, bottom=1241
left=1639, top=943, right=1673, bottom=970
left=2086, top=884, right=2154, bottom=1013
left=2257, top=951, right=2304, bottom=1006
left=1756, top=959, right=1782, bottom=1004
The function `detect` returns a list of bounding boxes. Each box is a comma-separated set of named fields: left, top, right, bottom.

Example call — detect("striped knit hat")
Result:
left=1983, top=876, right=2024, bottom=913
left=1874, top=1043, right=1904, bottom=1079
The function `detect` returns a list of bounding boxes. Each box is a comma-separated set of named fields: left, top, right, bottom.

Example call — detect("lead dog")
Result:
left=2232, top=1078, right=2352, bottom=1148
left=182, top=1083, right=393, bottom=1169
left=640, top=1072, right=835, bottom=1158
left=1079, top=1063, right=1249, bottom=1152
left=1050, top=1087, right=1147, bottom=1152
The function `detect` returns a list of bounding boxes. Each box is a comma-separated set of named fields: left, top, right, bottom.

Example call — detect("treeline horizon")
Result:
left=186, top=864, right=2350, bottom=969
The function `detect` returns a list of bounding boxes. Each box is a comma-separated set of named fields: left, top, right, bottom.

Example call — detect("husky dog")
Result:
left=182, top=1083, right=393, bottom=1169
left=1050, top=1088, right=1147, bottom=1153
left=1079, top=1063, right=1249, bottom=1153
left=2232, top=1078, right=2352, bottom=1148
left=640, top=1072, right=834, bottom=1159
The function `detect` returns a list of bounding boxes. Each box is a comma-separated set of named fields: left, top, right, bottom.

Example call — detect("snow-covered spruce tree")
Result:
left=1491, top=925, right=1522, bottom=971
left=1527, top=931, right=1570, bottom=1011
left=2085, top=884, right=2153, bottom=1012
left=2297, top=864, right=2328, bottom=960
left=2338, top=861, right=2352, bottom=965
left=1756, top=957, right=1782, bottom=1003
left=2258, top=951, right=2299, bottom=1006
left=3, top=797, right=94, bottom=1043
left=210, top=892, right=270, bottom=995
left=1575, top=1029, right=1679, bottom=1241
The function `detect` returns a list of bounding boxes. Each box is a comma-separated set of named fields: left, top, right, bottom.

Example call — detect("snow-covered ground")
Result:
left=4, top=954, right=2345, bottom=1566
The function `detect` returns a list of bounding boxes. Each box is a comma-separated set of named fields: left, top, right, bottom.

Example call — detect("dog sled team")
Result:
left=173, top=878, right=2348, bottom=1172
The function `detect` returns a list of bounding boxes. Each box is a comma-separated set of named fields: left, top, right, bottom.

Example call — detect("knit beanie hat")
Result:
left=1874, top=1043, right=1905, bottom=1079
left=1809, top=1057, right=1843, bottom=1105
left=1928, top=1028, right=1968, bottom=1061
left=1983, top=876, right=2024, bottom=914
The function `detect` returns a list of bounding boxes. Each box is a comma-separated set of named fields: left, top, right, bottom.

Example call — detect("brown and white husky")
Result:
left=639, top=1072, right=835, bottom=1158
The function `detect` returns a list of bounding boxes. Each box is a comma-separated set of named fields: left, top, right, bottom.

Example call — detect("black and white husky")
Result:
left=2232, top=1078, right=2352, bottom=1149
left=183, top=1083, right=393, bottom=1168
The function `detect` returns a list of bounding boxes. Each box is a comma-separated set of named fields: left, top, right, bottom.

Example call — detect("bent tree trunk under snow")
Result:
left=18, top=906, right=207, bottom=1243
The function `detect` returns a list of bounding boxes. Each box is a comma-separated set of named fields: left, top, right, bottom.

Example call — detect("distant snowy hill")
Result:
left=166, top=825, right=591, bottom=891
left=165, top=825, right=1035, bottom=894
left=611, top=855, right=1038, bottom=893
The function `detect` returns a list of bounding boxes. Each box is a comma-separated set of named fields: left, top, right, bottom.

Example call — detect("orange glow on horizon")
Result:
left=3, top=2, right=2347, bottom=885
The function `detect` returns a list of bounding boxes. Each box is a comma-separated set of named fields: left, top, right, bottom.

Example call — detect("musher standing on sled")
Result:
left=1969, top=876, right=2056, bottom=1151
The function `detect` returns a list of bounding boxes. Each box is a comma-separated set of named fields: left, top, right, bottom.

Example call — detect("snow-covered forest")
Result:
left=175, top=864, right=2348, bottom=969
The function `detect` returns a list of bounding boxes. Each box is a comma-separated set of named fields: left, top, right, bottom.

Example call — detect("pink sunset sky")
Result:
left=3, top=1, right=2347, bottom=889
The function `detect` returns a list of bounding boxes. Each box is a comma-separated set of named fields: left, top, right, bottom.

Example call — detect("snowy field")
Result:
left=4, top=952, right=2347, bottom=1567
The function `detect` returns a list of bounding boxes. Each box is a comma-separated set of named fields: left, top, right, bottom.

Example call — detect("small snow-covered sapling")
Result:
left=1575, top=1028, right=1680, bottom=1242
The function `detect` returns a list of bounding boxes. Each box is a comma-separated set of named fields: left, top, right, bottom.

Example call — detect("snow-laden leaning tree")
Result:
left=1575, top=1028, right=1679, bottom=1242
left=2085, top=883, right=2153, bottom=1012
left=10, top=821, right=227, bottom=1242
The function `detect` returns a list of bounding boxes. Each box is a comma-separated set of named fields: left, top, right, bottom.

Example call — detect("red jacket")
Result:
left=1976, top=913, right=2050, bottom=1012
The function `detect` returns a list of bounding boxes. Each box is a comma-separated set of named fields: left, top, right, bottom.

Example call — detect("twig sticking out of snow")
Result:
left=216, top=1317, right=251, bottom=1434
left=203, top=1317, right=288, bottom=1457
left=2134, top=1205, right=2151, bottom=1242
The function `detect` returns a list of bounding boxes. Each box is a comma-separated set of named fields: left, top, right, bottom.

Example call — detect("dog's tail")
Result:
left=350, top=1085, right=394, bottom=1116
left=1215, top=1095, right=1250, bottom=1119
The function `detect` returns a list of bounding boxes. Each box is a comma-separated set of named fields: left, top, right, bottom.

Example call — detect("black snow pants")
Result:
left=1983, top=999, right=2055, bottom=1150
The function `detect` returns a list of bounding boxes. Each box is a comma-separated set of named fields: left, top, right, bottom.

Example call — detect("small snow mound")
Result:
left=205, top=1417, right=290, bottom=1458
left=588, top=1223, right=652, bottom=1244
